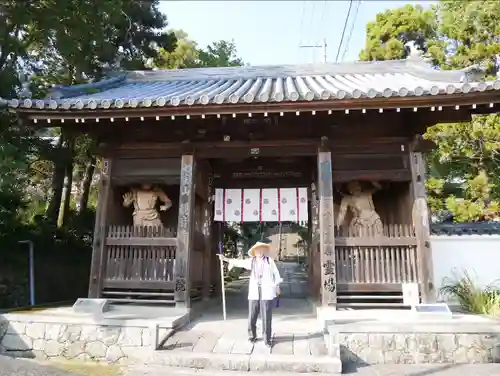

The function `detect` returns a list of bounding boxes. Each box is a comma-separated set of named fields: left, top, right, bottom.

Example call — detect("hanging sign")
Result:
left=224, top=189, right=243, bottom=222
left=261, top=188, right=279, bottom=222
left=242, top=189, right=260, bottom=222
left=214, top=188, right=309, bottom=223
left=402, top=283, right=420, bottom=306
left=214, top=188, right=225, bottom=222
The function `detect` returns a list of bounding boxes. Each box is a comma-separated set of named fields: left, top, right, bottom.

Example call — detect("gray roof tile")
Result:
left=4, top=59, right=500, bottom=111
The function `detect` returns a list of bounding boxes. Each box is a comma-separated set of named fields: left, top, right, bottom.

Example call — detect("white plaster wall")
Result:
left=431, top=235, right=500, bottom=300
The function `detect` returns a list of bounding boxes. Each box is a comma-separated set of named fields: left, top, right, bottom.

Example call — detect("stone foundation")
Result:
left=328, top=321, right=500, bottom=365
left=0, top=319, right=170, bottom=364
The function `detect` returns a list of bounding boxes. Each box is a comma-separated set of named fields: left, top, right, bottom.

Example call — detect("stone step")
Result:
left=126, top=365, right=338, bottom=376
left=143, top=351, right=342, bottom=374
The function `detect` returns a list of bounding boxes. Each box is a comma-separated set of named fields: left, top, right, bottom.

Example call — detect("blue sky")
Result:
left=159, top=1, right=434, bottom=66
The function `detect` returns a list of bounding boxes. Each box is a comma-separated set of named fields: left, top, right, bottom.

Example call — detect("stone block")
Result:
left=0, top=321, right=8, bottom=339
left=121, top=346, right=152, bottom=362
left=32, top=350, right=48, bottom=360
left=72, top=298, right=109, bottom=314
left=44, top=339, right=64, bottom=357
left=26, top=323, right=46, bottom=339
left=212, top=337, right=235, bottom=354
left=106, top=344, right=125, bottom=363
left=85, top=341, right=108, bottom=359
left=32, top=339, right=45, bottom=351
left=142, top=328, right=152, bottom=348
left=62, top=341, right=86, bottom=359
left=58, top=324, right=82, bottom=342
left=192, top=332, right=219, bottom=353
left=81, top=325, right=120, bottom=345
left=6, top=322, right=26, bottom=335
left=118, top=327, right=143, bottom=347
left=2, top=333, right=33, bottom=351
left=45, top=324, right=64, bottom=341
left=204, top=353, right=249, bottom=371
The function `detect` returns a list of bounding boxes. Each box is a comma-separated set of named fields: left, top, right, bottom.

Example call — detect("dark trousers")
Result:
left=248, top=286, right=274, bottom=343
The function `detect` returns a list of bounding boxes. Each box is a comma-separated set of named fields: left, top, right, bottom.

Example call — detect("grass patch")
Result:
left=440, top=270, right=500, bottom=316
left=45, top=360, right=122, bottom=376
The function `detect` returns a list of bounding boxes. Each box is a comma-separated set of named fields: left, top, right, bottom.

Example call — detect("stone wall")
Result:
left=329, top=326, right=500, bottom=365
left=0, top=319, right=167, bottom=364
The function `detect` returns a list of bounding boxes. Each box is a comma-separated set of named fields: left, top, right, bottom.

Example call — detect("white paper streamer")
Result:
left=279, top=188, right=298, bottom=222
left=214, top=188, right=224, bottom=222
left=224, top=189, right=242, bottom=222
left=298, top=187, right=308, bottom=223
left=242, top=189, right=260, bottom=222
left=261, top=188, right=279, bottom=222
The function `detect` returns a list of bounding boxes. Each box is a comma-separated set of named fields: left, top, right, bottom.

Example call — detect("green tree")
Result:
left=156, top=30, right=198, bottom=69
left=195, top=40, right=244, bottom=68
left=360, top=1, right=500, bottom=222
left=156, top=31, right=244, bottom=69
left=25, top=0, right=177, bottom=224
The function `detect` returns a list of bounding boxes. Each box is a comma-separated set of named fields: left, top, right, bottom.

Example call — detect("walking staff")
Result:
left=218, top=242, right=282, bottom=348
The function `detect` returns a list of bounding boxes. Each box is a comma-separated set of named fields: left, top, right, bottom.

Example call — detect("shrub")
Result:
left=439, top=270, right=500, bottom=316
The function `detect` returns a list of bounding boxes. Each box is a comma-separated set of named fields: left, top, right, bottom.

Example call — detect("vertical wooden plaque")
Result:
left=317, top=144, right=337, bottom=307
left=175, top=154, right=196, bottom=308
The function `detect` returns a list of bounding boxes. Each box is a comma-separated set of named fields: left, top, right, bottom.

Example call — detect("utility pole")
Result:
left=299, top=38, right=327, bottom=63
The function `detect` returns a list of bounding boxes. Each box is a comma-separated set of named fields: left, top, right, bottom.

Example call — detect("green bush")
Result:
left=439, top=270, right=500, bottom=316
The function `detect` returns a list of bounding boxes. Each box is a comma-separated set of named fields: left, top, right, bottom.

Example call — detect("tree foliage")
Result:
left=360, top=0, right=500, bottom=222
left=156, top=30, right=244, bottom=69
left=0, top=0, right=188, bottom=307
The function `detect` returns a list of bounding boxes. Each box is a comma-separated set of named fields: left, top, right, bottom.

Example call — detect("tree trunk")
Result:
left=77, top=157, right=96, bottom=213
left=45, top=135, right=66, bottom=224
left=59, top=137, right=76, bottom=227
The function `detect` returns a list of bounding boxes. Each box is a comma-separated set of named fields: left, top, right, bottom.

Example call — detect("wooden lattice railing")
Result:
left=335, top=224, right=419, bottom=284
left=103, top=226, right=177, bottom=291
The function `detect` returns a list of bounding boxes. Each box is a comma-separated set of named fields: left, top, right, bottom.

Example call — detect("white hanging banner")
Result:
left=214, top=188, right=225, bottom=222
left=297, top=187, right=308, bottom=222
left=279, top=188, right=298, bottom=222
left=261, top=188, right=279, bottom=222
left=214, top=187, right=309, bottom=223
left=242, top=189, right=260, bottom=222
left=224, top=189, right=243, bottom=222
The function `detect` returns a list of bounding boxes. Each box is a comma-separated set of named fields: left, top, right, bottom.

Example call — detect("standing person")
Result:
left=218, top=241, right=282, bottom=347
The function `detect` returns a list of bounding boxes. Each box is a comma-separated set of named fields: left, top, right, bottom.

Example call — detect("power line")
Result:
left=335, top=0, right=354, bottom=63
left=340, top=0, right=362, bottom=62
left=298, top=0, right=307, bottom=45
left=299, top=39, right=327, bottom=63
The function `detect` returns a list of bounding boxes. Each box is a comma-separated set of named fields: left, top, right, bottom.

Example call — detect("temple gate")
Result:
left=4, top=48, right=500, bottom=310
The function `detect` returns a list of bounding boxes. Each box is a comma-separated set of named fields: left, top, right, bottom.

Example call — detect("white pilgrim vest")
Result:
left=228, top=257, right=283, bottom=300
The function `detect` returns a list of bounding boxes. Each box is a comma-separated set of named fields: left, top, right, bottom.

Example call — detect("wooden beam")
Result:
left=88, top=158, right=112, bottom=298
left=174, top=154, right=196, bottom=308
left=409, top=142, right=436, bottom=303
left=317, top=137, right=337, bottom=307
left=332, top=169, right=411, bottom=182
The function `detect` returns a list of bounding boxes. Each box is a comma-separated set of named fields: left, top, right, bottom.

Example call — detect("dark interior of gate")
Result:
left=83, top=108, right=433, bottom=309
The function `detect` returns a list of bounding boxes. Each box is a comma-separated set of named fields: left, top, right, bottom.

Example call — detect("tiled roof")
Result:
left=431, top=222, right=500, bottom=236
left=4, top=57, right=500, bottom=111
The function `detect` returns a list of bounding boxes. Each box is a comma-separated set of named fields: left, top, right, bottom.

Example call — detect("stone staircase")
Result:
left=147, top=262, right=341, bottom=373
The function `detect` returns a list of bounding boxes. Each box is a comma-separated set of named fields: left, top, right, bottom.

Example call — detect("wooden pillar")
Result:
left=88, top=158, right=112, bottom=298
left=317, top=138, right=337, bottom=307
left=409, top=140, right=436, bottom=303
left=202, top=174, right=214, bottom=302
left=175, top=154, right=196, bottom=309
